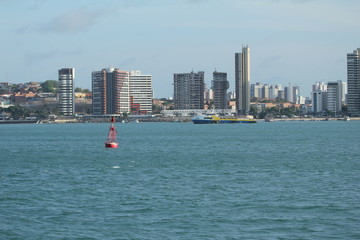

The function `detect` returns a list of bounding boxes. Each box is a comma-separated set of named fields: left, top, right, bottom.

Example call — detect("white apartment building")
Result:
left=312, top=82, right=327, bottom=92
left=129, top=70, right=153, bottom=114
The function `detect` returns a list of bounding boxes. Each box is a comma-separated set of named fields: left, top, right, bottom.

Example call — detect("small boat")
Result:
left=192, top=115, right=256, bottom=124
left=105, top=117, right=118, bottom=148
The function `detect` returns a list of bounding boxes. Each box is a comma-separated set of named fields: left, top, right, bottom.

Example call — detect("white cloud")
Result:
left=39, top=9, right=103, bottom=34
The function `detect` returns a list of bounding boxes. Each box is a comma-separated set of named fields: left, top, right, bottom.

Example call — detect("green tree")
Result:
left=41, top=80, right=57, bottom=93
left=152, top=104, right=162, bottom=114
left=249, top=105, right=258, bottom=117
left=5, top=105, right=30, bottom=119
left=11, top=84, right=21, bottom=92
left=75, top=88, right=90, bottom=93
left=275, top=97, right=286, bottom=103
left=35, top=109, right=49, bottom=119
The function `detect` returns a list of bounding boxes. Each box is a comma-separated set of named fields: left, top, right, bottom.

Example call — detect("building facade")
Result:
left=58, top=68, right=75, bottom=116
left=327, top=81, right=343, bottom=114
left=173, top=71, right=204, bottom=110
left=347, top=48, right=360, bottom=116
left=129, top=70, right=153, bottom=114
left=92, top=68, right=130, bottom=115
left=212, top=71, right=229, bottom=109
left=235, top=46, right=250, bottom=115
left=204, top=84, right=214, bottom=102
left=312, top=90, right=325, bottom=113
left=313, top=82, right=327, bottom=92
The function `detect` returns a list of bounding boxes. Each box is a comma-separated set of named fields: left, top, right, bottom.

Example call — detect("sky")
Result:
left=1, top=0, right=360, bottom=98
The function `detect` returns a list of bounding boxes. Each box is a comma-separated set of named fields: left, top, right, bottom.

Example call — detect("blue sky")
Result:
left=1, top=0, right=359, bottom=98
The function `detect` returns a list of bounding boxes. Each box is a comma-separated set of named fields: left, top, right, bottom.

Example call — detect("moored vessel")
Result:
left=192, top=115, right=256, bottom=124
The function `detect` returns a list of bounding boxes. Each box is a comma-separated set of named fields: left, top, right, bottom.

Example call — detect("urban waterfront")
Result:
left=1, top=121, right=360, bottom=239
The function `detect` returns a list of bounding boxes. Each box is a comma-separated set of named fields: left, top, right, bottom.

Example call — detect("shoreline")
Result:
left=1, top=117, right=359, bottom=124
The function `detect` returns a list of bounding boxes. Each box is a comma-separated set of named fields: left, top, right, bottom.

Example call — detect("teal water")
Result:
left=1, top=121, right=359, bottom=239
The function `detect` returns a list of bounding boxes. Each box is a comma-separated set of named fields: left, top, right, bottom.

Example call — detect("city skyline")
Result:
left=1, top=0, right=360, bottom=98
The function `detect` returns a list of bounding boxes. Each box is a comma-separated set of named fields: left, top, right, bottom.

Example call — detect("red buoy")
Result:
left=105, top=117, right=118, bottom=148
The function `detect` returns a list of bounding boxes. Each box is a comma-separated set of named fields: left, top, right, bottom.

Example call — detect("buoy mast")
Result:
left=105, top=117, right=118, bottom=148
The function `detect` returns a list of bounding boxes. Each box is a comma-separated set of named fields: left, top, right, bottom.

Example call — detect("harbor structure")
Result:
left=347, top=48, right=360, bottom=116
left=58, top=68, right=75, bottom=116
left=235, top=46, right=250, bottom=115
left=129, top=70, right=153, bottom=114
left=173, top=71, right=204, bottom=110
left=92, top=68, right=130, bottom=115
left=212, top=71, right=229, bottom=109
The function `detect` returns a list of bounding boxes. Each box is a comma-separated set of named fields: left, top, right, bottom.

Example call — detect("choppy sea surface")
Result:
left=1, top=121, right=359, bottom=239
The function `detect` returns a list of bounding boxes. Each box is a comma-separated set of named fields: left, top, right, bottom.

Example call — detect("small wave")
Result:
left=112, top=166, right=120, bottom=169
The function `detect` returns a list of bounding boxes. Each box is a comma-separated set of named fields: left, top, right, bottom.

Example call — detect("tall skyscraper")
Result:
left=235, top=46, right=250, bottom=115
left=92, top=68, right=130, bottom=115
left=347, top=48, right=360, bottom=116
left=312, top=90, right=325, bottom=113
left=212, top=71, right=229, bottom=109
left=58, top=68, right=75, bottom=116
left=327, top=81, right=343, bottom=114
left=173, top=71, right=204, bottom=109
left=129, top=70, right=153, bottom=114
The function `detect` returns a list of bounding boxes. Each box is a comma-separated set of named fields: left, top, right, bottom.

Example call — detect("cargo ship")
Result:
left=192, top=115, right=256, bottom=124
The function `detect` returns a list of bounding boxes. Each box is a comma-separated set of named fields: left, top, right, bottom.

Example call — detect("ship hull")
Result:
left=105, top=142, right=118, bottom=148
left=192, top=116, right=256, bottom=124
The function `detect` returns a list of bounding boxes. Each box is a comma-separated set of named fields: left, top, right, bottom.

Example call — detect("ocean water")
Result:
left=0, top=121, right=359, bottom=239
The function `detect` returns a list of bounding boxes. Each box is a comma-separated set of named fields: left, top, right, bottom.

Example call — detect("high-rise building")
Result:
left=347, top=48, right=360, bottom=116
left=284, top=84, right=300, bottom=104
left=204, top=84, right=214, bottom=102
left=312, top=90, right=325, bottom=113
left=313, top=82, right=327, bottom=92
left=129, top=70, right=153, bottom=114
left=212, top=71, right=229, bottom=109
left=269, top=85, right=278, bottom=99
left=173, top=71, right=204, bottom=109
left=262, top=84, right=269, bottom=99
left=341, top=81, right=347, bottom=104
left=92, top=68, right=130, bottom=115
left=278, top=90, right=285, bottom=99
left=235, top=46, right=250, bottom=115
left=58, top=68, right=75, bottom=116
left=250, top=82, right=263, bottom=99
left=327, top=81, right=343, bottom=114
